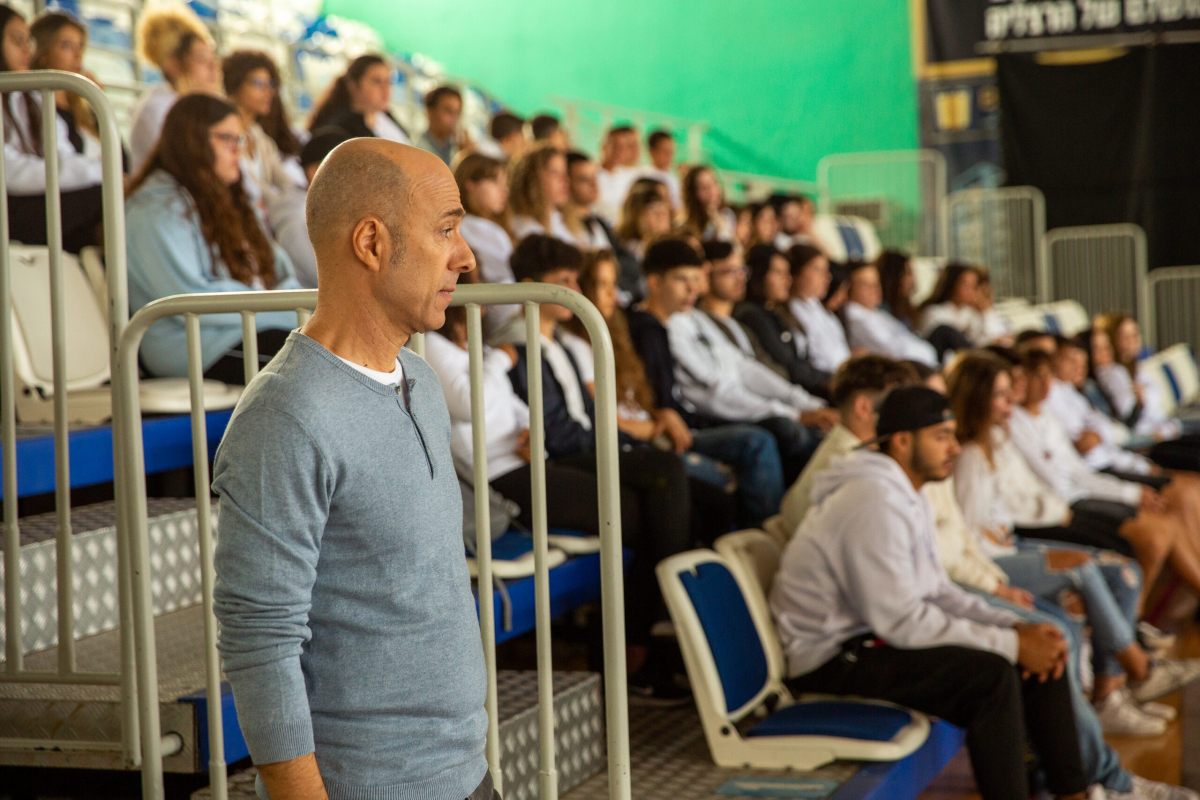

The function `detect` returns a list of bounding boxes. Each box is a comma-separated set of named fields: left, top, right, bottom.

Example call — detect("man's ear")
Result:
left=351, top=216, right=388, bottom=272
left=853, top=394, right=874, bottom=423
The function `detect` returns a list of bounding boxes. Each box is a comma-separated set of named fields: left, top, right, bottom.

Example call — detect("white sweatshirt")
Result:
left=459, top=214, right=519, bottom=331
left=919, top=302, right=989, bottom=346
left=789, top=296, right=851, bottom=373
left=1009, top=405, right=1142, bottom=507
left=954, top=429, right=1071, bottom=558
left=1096, top=362, right=1181, bottom=440
left=424, top=331, right=530, bottom=481
left=926, top=478, right=1008, bottom=594
left=666, top=309, right=824, bottom=424
left=770, top=450, right=1022, bottom=678
left=1043, top=380, right=1153, bottom=475
left=129, top=84, right=176, bottom=175
left=4, top=93, right=102, bottom=195
left=844, top=301, right=938, bottom=366
left=511, top=210, right=587, bottom=248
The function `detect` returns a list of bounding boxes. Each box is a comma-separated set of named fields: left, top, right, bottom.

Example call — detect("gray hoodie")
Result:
left=769, top=449, right=1022, bottom=678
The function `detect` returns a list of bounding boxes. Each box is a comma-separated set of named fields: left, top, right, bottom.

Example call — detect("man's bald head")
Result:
left=305, top=138, right=429, bottom=256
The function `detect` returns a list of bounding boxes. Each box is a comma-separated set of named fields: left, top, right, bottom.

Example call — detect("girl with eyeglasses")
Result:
left=222, top=50, right=304, bottom=205
left=126, top=94, right=301, bottom=384
left=0, top=4, right=105, bottom=253
left=129, top=5, right=219, bottom=173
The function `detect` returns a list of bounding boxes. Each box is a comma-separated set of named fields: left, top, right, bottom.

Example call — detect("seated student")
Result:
left=762, top=355, right=915, bottom=545
left=565, top=151, right=639, bottom=299
left=126, top=95, right=300, bottom=382
left=844, top=260, right=939, bottom=366
left=530, top=112, right=568, bottom=149
left=949, top=353, right=1200, bottom=705
left=416, top=86, right=466, bottom=166
left=1009, top=348, right=1200, bottom=601
left=267, top=127, right=353, bottom=289
left=488, top=111, right=526, bottom=160
left=681, top=165, right=737, bottom=243
left=918, top=262, right=999, bottom=348
left=786, top=244, right=852, bottom=374
left=454, top=153, right=519, bottom=329
left=570, top=250, right=785, bottom=528
left=876, top=249, right=921, bottom=331
left=507, top=142, right=583, bottom=246
left=2, top=5, right=103, bottom=253
left=615, top=182, right=672, bottom=264
left=665, top=238, right=836, bottom=484
left=594, top=125, right=640, bottom=225
left=773, top=194, right=816, bottom=252
left=499, top=234, right=692, bottom=698
left=307, top=55, right=409, bottom=144
left=638, top=129, right=681, bottom=210
left=222, top=50, right=298, bottom=212
left=129, top=4, right=218, bottom=174
left=771, top=386, right=1092, bottom=800
left=735, top=244, right=833, bottom=400
left=745, top=202, right=779, bottom=248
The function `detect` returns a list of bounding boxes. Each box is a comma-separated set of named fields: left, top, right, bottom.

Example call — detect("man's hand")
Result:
left=1015, top=622, right=1067, bottom=681
left=655, top=409, right=693, bottom=454
left=259, top=753, right=328, bottom=800
left=1140, top=486, right=1168, bottom=514
left=515, top=429, right=532, bottom=462
left=993, top=584, right=1035, bottom=610
left=800, top=408, right=839, bottom=432
left=1074, top=430, right=1103, bottom=455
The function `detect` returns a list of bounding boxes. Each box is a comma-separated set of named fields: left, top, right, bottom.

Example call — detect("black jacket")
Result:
left=320, top=108, right=409, bottom=141
left=734, top=302, right=833, bottom=401
left=507, top=340, right=602, bottom=458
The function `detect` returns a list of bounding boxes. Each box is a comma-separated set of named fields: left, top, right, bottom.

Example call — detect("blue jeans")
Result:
left=752, top=416, right=822, bottom=486
left=996, top=540, right=1142, bottom=678
left=689, top=424, right=784, bottom=527
left=972, top=590, right=1133, bottom=793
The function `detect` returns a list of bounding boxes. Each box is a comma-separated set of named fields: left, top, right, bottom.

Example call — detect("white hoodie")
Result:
left=770, top=449, right=1021, bottom=678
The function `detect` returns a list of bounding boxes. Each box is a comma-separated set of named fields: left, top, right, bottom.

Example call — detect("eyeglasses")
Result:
left=211, top=132, right=247, bottom=151
left=247, top=76, right=278, bottom=90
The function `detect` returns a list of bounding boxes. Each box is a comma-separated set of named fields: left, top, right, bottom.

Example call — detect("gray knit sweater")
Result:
left=212, top=332, right=487, bottom=800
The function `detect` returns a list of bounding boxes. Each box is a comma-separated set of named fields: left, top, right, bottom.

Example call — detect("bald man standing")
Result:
left=212, top=140, right=491, bottom=800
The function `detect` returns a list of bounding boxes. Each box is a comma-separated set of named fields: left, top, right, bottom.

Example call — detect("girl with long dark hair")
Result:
left=681, top=165, right=736, bottom=243
left=126, top=94, right=300, bottom=382
left=307, top=54, right=408, bottom=143
left=222, top=50, right=303, bottom=203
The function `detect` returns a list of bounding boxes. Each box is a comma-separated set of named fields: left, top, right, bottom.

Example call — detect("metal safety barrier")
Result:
left=816, top=149, right=948, bottom=258
left=947, top=186, right=1045, bottom=303
left=0, top=71, right=147, bottom=765
left=1146, top=266, right=1200, bottom=353
left=114, top=284, right=631, bottom=800
left=1041, top=224, right=1149, bottom=335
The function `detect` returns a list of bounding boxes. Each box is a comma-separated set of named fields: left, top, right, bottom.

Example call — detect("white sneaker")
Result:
left=1131, top=658, right=1200, bottom=703
left=1137, top=621, right=1177, bottom=653
left=1095, top=689, right=1167, bottom=737
left=1138, top=698, right=1178, bottom=722
left=1105, top=775, right=1200, bottom=800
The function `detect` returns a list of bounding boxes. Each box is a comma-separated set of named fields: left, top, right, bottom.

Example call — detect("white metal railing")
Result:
left=1146, top=266, right=1200, bottom=353
left=113, top=284, right=631, bottom=800
left=947, top=186, right=1045, bottom=302
left=0, top=71, right=146, bottom=765
left=817, top=149, right=948, bottom=258
left=1041, top=223, right=1150, bottom=337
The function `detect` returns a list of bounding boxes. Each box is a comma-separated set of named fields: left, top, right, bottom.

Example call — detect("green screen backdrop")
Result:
left=322, top=0, right=917, bottom=181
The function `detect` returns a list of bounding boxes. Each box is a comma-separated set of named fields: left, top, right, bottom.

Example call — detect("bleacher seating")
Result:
left=656, top=546, right=931, bottom=770
left=1140, top=343, right=1200, bottom=418
left=994, top=298, right=1090, bottom=338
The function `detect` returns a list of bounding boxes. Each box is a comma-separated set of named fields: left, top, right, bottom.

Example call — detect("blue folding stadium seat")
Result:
left=657, top=547, right=930, bottom=770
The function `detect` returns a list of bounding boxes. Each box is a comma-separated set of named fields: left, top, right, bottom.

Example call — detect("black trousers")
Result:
left=786, top=638, right=1087, bottom=800
left=1104, top=468, right=1172, bottom=491
left=8, top=185, right=105, bottom=255
left=1015, top=499, right=1137, bottom=558
left=1149, top=434, right=1200, bottom=473
left=490, top=449, right=691, bottom=645
left=203, top=328, right=292, bottom=385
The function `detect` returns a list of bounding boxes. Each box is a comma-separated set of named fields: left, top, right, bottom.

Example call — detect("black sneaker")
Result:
left=628, top=665, right=693, bottom=707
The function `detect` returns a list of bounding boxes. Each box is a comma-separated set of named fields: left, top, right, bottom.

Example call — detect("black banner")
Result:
left=926, top=0, right=1200, bottom=62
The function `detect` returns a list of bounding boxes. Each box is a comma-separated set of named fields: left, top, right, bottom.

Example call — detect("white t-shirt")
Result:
left=789, top=296, right=851, bottom=373
left=370, top=113, right=411, bottom=145
left=338, top=356, right=405, bottom=387
left=638, top=165, right=682, bottom=209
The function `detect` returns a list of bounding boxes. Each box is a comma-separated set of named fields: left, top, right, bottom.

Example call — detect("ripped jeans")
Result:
left=995, top=540, right=1142, bottom=678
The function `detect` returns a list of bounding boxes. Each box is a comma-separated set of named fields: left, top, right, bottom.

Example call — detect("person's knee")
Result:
left=958, top=649, right=1019, bottom=703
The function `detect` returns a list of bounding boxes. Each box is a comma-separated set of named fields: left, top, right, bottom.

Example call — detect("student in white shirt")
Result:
left=948, top=351, right=1200, bottom=711
left=222, top=51, right=297, bottom=212
left=453, top=153, right=520, bottom=331
left=130, top=5, right=219, bottom=174
left=844, top=261, right=939, bottom=366
left=488, top=111, right=527, bottom=161
left=639, top=129, right=681, bottom=210
left=669, top=239, right=835, bottom=484
left=786, top=244, right=852, bottom=373
left=681, top=165, right=737, bottom=243
left=771, top=386, right=1092, bottom=800
left=507, top=142, right=586, bottom=246
left=594, top=125, right=639, bottom=225
left=762, top=355, right=916, bottom=544
left=773, top=195, right=817, bottom=252
left=917, top=262, right=999, bottom=348
left=2, top=6, right=103, bottom=253
left=615, top=182, right=672, bottom=264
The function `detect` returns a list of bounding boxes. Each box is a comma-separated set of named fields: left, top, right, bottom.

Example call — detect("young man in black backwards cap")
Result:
left=769, top=386, right=1090, bottom=800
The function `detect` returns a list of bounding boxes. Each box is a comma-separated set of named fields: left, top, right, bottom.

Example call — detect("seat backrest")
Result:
left=1162, top=344, right=1200, bottom=407
left=9, top=244, right=110, bottom=394
left=657, top=550, right=773, bottom=723
left=78, top=245, right=109, bottom=323
left=1047, top=300, right=1089, bottom=337
left=714, top=530, right=788, bottom=686
left=996, top=303, right=1047, bottom=336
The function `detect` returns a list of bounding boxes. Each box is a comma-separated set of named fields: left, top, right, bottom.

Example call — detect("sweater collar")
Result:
left=287, top=331, right=419, bottom=397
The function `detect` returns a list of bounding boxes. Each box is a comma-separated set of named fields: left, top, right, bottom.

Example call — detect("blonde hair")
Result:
left=507, top=141, right=573, bottom=235
left=136, top=5, right=211, bottom=70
